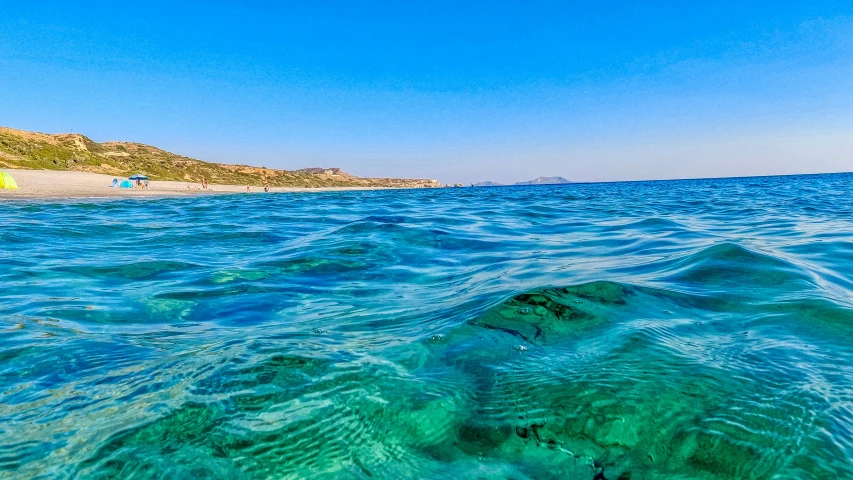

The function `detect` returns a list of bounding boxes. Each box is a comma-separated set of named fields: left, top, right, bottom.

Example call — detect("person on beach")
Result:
left=246, top=185, right=250, bottom=193
left=264, top=183, right=270, bottom=193
left=201, top=178, right=208, bottom=190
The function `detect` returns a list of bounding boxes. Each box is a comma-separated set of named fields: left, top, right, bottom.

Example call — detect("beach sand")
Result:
left=0, top=169, right=391, bottom=199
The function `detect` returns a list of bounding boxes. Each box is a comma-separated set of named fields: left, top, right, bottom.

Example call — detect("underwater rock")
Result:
left=414, top=280, right=853, bottom=478
left=471, top=281, right=633, bottom=346
left=457, top=420, right=513, bottom=454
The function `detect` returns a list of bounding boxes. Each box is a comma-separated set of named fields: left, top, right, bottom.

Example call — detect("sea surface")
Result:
left=2, top=174, right=853, bottom=479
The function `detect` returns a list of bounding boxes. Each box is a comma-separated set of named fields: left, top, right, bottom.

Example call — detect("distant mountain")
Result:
left=472, top=181, right=504, bottom=187
left=514, top=176, right=571, bottom=185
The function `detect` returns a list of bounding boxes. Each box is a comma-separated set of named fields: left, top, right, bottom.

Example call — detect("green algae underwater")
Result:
left=3, top=175, right=853, bottom=479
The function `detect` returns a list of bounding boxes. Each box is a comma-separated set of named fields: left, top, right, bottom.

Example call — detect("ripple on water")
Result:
left=2, top=174, right=853, bottom=479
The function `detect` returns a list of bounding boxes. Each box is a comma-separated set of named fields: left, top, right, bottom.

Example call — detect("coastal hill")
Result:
left=0, top=127, right=440, bottom=188
left=473, top=176, right=572, bottom=187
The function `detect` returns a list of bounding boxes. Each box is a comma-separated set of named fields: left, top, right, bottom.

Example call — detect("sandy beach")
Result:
left=0, top=169, right=392, bottom=199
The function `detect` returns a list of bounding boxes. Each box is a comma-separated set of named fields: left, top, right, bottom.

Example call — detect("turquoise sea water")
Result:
left=2, top=174, right=853, bottom=479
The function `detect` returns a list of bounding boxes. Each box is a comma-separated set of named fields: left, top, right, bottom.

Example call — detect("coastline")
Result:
left=0, top=169, right=404, bottom=199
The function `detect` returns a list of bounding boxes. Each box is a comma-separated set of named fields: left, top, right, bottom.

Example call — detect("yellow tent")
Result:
left=0, top=171, right=19, bottom=190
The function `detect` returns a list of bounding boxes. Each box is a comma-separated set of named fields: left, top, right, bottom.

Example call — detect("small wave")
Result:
left=58, top=261, right=203, bottom=280
left=602, top=217, right=688, bottom=232
left=627, top=242, right=817, bottom=297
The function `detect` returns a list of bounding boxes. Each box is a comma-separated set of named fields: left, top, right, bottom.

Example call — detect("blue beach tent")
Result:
left=110, top=178, right=118, bottom=187
left=119, top=180, right=133, bottom=188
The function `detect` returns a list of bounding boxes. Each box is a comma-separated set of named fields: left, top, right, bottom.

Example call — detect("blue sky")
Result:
left=1, top=1, right=851, bottom=183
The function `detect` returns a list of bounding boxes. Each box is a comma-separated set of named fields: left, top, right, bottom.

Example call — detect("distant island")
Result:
left=0, top=127, right=440, bottom=188
left=514, top=176, right=572, bottom=185
left=473, top=176, right=572, bottom=187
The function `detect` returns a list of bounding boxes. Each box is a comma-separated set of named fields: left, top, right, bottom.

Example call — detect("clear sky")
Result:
left=1, top=1, right=851, bottom=184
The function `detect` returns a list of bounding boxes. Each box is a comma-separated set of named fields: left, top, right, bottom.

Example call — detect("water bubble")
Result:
left=429, top=334, right=444, bottom=342
left=518, top=306, right=532, bottom=315
left=514, top=345, right=528, bottom=351
left=312, top=328, right=325, bottom=334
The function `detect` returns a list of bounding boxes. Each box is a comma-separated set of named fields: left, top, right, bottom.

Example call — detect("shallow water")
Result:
left=2, top=174, right=853, bottom=479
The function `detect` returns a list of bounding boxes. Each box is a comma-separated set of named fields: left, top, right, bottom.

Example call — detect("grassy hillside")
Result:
left=0, top=127, right=441, bottom=188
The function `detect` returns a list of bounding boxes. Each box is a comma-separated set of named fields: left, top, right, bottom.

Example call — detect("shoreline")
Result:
left=0, top=169, right=407, bottom=199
